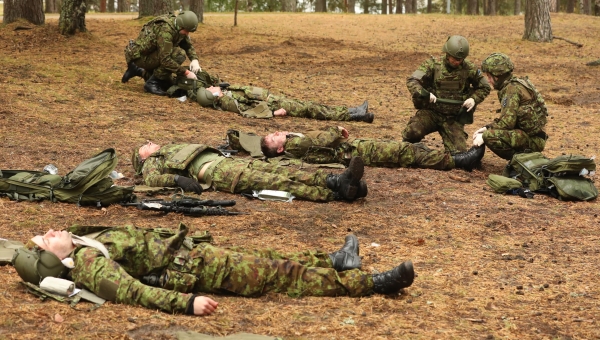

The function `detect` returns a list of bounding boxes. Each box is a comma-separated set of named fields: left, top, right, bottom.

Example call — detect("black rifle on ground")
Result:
left=122, top=197, right=245, bottom=216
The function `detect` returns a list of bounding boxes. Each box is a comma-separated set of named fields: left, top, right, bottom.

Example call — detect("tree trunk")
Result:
left=486, top=0, right=496, bottom=14
left=190, top=0, right=204, bottom=23
left=282, top=0, right=297, bottom=11
left=117, top=0, right=126, bottom=12
left=467, top=0, right=477, bottom=14
left=46, top=0, right=58, bottom=13
left=363, top=0, right=369, bottom=13
left=427, top=0, right=432, bottom=12
left=152, top=0, right=173, bottom=15
left=347, top=0, right=356, bottom=12
left=59, top=0, right=86, bottom=35
left=100, top=0, right=106, bottom=12
left=4, top=0, right=45, bottom=24
left=139, top=0, right=152, bottom=16
left=523, top=0, right=552, bottom=42
left=457, top=0, right=463, bottom=13
left=595, top=0, right=600, bottom=15
left=389, top=0, right=394, bottom=13
left=234, top=0, right=238, bottom=25
left=549, top=0, right=558, bottom=11
left=405, top=0, right=412, bottom=12
left=514, top=0, right=521, bottom=14
left=476, top=0, right=480, bottom=14
left=315, top=0, right=327, bottom=12
left=566, top=0, right=574, bottom=12
left=108, top=0, right=115, bottom=12
left=413, top=0, right=418, bottom=12
left=382, top=0, right=388, bottom=13
left=582, top=0, right=592, bottom=13
left=395, top=0, right=403, bottom=12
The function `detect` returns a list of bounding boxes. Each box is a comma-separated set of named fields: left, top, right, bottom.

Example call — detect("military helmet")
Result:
left=12, top=247, right=67, bottom=285
left=175, top=11, right=199, bottom=33
left=443, top=35, right=469, bottom=59
left=196, top=88, right=216, bottom=107
left=481, top=52, right=514, bottom=77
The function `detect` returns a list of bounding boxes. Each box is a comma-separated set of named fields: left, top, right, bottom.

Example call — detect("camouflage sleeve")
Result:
left=71, top=248, right=191, bottom=314
left=156, top=25, right=187, bottom=76
left=487, top=83, right=521, bottom=130
left=179, top=36, right=199, bottom=62
left=312, top=126, right=343, bottom=146
left=142, top=156, right=178, bottom=187
left=467, top=63, right=491, bottom=104
left=406, top=58, right=435, bottom=96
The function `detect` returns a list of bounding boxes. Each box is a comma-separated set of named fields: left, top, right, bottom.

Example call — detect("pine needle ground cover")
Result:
left=0, top=12, right=599, bottom=339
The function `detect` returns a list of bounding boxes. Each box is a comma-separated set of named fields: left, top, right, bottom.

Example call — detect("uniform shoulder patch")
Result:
left=477, top=69, right=481, bottom=76
left=502, top=96, right=508, bottom=107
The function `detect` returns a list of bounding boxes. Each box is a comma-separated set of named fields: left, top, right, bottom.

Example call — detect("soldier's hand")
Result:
left=273, top=108, right=287, bottom=116
left=473, top=126, right=487, bottom=139
left=193, top=296, right=219, bottom=316
left=429, top=93, right=437, bottom=103
left=175, top=175, right=203, bottom=194
left=189, top=59, right=202, bottom=73
left=473, top=133, right=484, bottom=147
left=462, top=98, right=475, bottom=112
left=185, top=70, right=198, bottom=80
left=338, top=126, right=349, bottom=138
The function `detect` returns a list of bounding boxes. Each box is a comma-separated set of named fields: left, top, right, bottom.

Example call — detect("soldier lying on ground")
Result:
left=13, top=225, right=414, bottom=315
left=132, top=141, right=367, bottom=202
left=260, top=126, right=485, bottom=171
left=190, top=84, right=375, bottom=123
left=121, top=11, right=203, bottom=95
left=472, top=53, right=549, bottom=160
left=404, top=35, right=491, bottom=154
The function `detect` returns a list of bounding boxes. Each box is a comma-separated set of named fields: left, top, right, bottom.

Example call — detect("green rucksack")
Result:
left=502, top=152, right=597, bottom=201
left=0, top=148, right=136, bottom=207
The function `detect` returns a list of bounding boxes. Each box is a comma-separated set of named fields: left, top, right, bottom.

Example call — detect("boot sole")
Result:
left=342, top=157, right=364, bottom=200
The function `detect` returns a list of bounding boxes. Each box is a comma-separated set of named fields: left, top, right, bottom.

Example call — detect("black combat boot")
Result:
left=355, top=180, right=368, bottom=199
left=144, top=75, right=170, bottom=96
left=348, top=100, right=374, bottom=123
left=326, top=156, right=365, bottom=201
left=121, top=62, right=145, bottom=83
left=329, top=235, right=361, bottom=271
left=372, top=260, right=415, bottom=294
left=452, top=145, right=485, bottom=171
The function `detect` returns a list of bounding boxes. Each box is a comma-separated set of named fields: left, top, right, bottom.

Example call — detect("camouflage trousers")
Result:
left=166, top=244, right=373, bottom=298
left=268, top=95, right=350, bottom=121
left=402, top=109, right=468, bottom=154
left=482, top=129, right=546, bottom=160
left=348, top=139, right=453, bottom=170
left=125, top=46, right=186, bottom=81
left=210, top=158, right=335, bottom=202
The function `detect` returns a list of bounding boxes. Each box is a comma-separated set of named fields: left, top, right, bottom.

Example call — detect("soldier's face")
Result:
left=264, top=131, right=289, bottom=153
left=179, top=29, right=190, bottom=35
left=32, top=229, right=74, bottom=260
left=484, top=73, right=496, bottom=88
left=446, top=54, right=464, bottom=68
left=139, top=141, right=161, bottom=160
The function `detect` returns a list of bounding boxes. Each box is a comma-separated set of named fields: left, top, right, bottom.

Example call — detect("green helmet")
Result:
left=481, top=53, right=514, bottom=77
left=175, top=11, right=199, bottom=33
left=12, top=247, right=68, bottom=285
left=442, top=35, right=469, bottom=59
left=196, top=88, right=216, bottom=107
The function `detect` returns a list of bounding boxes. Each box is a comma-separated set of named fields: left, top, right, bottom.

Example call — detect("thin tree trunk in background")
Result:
left=139, top=0, right=151, bottom=16
left=281, top=0, right=297, bottom=11
left=476, top=0, right=480, bottom=14
left=363, top=0, right=369, bottom=13
left=117, top=0, right=126, bottom=12
left=523, top=0, right=552, bottom=42
left=382, top=0, right=388, bottom=13
left=457, top=0, right=463, bottom=13
left=189, top=0, right=204, bottom=23
left=389, top=0, right=394, bottom=13
left=234, top=0, right=238, bottom=25
left=486, top=0, right=496, bottom=14
left=108, top=0, right=115, bottom=12
left=395, top=0, right=403, bottom=12
left=412, top=0, right=417, bottom=12
left=4, top=0, right=45, bottom=24
left=467, top=0, right=477, bottom=14
left=347, top=0, right=356, bottom=12
left=595, top=0, right=600, bottom=15
left=514, top=0, right=521, bottom=14
left=566, top=0, right=574, bottom=12
left=45, top=0, right=58, bottom=13
left=549, top=0, right=557, bottom=11
left=315, top=0, right=327, bottom=12
left=59, top=0, right=86, bottom=34
left=582, top=0, right=592, bottom=13
left=100, top=0, right=106, bottom=12
left=405, top=0, right=412, bottom=12
left=152, top=0, right=173, bottom=15
left=427, top=0, right=432, bottom=12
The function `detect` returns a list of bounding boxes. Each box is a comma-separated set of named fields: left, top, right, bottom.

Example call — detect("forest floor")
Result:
left=0, top=12, right=599, bottom=340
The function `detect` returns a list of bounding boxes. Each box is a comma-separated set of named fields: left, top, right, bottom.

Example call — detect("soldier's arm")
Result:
left=406, top=58, right=435, bottom=97
left=142, top=156, right=178, bottom=187
left=156, top=27, right=188, bottom=76
left=468, top=66, right=492, bottom=104
left=179, top=36, right=200, bottom=63
left=313, top=126, right=344, bottom=146
left=71, top=249, right=191, bottom=314
left=487, top=84, right=521, bottom=130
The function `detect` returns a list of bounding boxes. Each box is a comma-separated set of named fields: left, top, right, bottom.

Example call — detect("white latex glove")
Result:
left=185, top=70, right=198, bottom=80
left=473, top=133, right=484, bottom=147
left=462, top=98, right=475, bottom=112
left=473, top=126, right=487, bottom=139
left=189, top=59, right=201, bottom=73
left=429, top=93, right=437, bottom=103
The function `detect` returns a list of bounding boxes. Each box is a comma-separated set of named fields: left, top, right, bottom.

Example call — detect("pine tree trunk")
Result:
left=382, top=0, right=388, bottom=13
left=457, top=0, right=463, bottom=13
left=395, top=0, right=403, bottom=13
left=46, top=0, right=58, bottom=13
left=487, top=0, right=496, bottom=15
left=152, top=0, right=173, bottom=15
left=514, top=0, right=521, bottom=14
left=467, top=0, right=477, bottom=14
left=315, top=0, right=327, bottom=12
left=117, top=0, right=126, bottom=12
left=405, top=0, right=413, bottom=13
left=363, top=0, right=370, bottom=13
left=59, top=0, right=86, bottom=35
left=281, top=0, right=297, bottom=12
left=427, top=0, right=432, bottom=12
left=523, top=0, right=552, bottom=42
left=4, top=0, right=45, bottom=25
left=389, top=0, right=394, bottom=14
left=190, top=0, right=204, bottom=23
left=566, top=0, right=575, bottom=11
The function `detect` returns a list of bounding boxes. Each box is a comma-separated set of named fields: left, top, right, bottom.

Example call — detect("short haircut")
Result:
left=260, top=136, right=284, bottom=158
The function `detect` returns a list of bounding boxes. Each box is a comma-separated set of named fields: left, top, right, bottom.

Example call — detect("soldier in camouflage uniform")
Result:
left=189, top=84, right=375, bottom=123
left=20, top=225, right=414, bottom=315
left=260, top=126, right=485, bottom=171
left=121, top=11, right=203, bottom=96
left=472, top=53, right=548, bottom=160
left=404, top=35, right=491, bottom=154
left=132, top=141, right=367, bottom=202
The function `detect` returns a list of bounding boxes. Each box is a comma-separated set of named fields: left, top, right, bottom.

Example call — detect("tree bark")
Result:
left=190, top=0, right=204, bottom=23
left=582, top=0, right=592, bottom=13
left=427, top=0, right=432, bottom=12
left=467, top=0, right=477, bottom=14
left=100, top=0, right=106, bottom=12
left=139, top=0, right=151, bottom=16
left=486, top=0, right=496, bottom=14
left=59, top=0, right=86, bottom=35
left=523, top=0, right=552, bottom=42
left=382, top=0, right=388, bottom=13
left=347, top=0, right=356, bottom=12
left=315, top=0, right=327, bottom=12
left=395, top=0, right=403, bottom=12
left=117, top=0, right=126, bottom=12
left=457, top=0, right=463, bottom=13
left=389, top=0, right=394, bottom=13
left=4, top=0, right=45, bottom=24
left=282, top=0, right=297, bottom=11
left=46, top=0, right=58, bottom=13
left=405, top=0, right=413, bottom=12
left=514, top=0, right=521, bottom=14
left=152, top=0, right=173, bottom=15
left=363, top=0, right=370, bottom=13
left=412, top=0, right=418, bottom=12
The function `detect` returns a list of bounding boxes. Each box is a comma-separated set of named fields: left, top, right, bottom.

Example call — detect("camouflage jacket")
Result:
left=142, top=144, right=219, bottom=187
left=217, top=85, right=275, bottom=118
left=131, top=14, right=199, bottom=76
left=68, top=224, right=193, bottom=314
left=283, top=127, right=350, bottom=164
left=407, top=55, right=491, bottom=115
left=487, top=76, right=548, bottom=136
